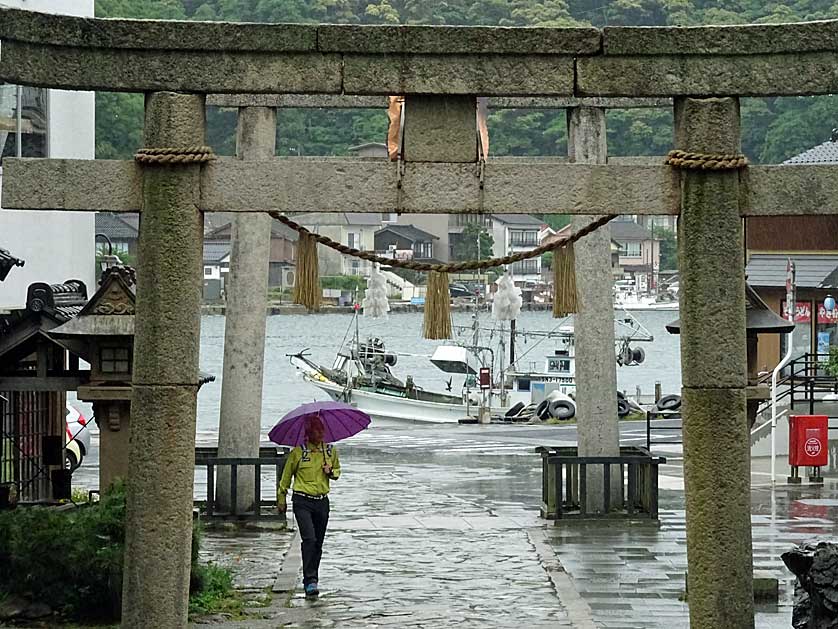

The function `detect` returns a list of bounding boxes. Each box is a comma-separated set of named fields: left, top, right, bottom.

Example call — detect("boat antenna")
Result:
left=354, top=288, right=361, bottom=350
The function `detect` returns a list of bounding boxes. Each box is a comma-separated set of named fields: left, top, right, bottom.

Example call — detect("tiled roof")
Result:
left=492, top=214, right=544, bottom=226
left=745, top=253, right=838, bottom=288
left=204, top=219, right=299, bottom=242
left=0, top=247, right=24, bottom=281
left=295, top=212, right=383, bottom=227
left=611, top=220, right=653, bottom=241
left=784, top=138, right=838, bottom=164
left=95, top=212, right=139, bottom=240
left=667, top=283, right=794, bottom=334
left=203, top=241, right=231, bottom=264
left=376, top=224, right=438, bottom=242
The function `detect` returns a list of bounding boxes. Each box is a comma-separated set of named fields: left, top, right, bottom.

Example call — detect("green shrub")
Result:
left=823, top=346, right=838, bottom=377
left=0, top=481, right=222, bottom=622
left=321, top=275, right=365, bottom=292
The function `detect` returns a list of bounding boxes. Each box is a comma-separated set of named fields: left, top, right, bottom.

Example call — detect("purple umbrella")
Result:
left=268, top=401, right=370, bottom=447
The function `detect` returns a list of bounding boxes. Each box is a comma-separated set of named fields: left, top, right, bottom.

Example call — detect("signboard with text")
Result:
left=782, top=301, right=838, bottom=325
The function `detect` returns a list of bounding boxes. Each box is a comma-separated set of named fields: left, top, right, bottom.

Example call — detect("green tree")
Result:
left=92, top=0, right=838, bottom=168
left=453, top=223, right=494, bottom=261
left=653, top=225, right=678, bottom=271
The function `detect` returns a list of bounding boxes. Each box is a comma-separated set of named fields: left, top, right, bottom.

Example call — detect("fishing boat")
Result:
left=614, top=279, right=679, bottom=311
left=289, top=311, right=653, bottom=424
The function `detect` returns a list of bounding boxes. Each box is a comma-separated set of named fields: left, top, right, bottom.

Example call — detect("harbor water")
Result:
left=193, top=309, right=681, bottom=440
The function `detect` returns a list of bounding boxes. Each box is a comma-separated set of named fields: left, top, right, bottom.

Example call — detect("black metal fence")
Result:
left=194, top=445, right=290, bottom=520
left=537, top=446, right=665, bottom=521
left=0, top=390, right=64, bottom=505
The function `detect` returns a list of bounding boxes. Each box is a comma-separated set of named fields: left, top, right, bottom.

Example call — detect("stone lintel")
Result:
left=604, top=21, right=838, bottom=56
left=0, top=6, right=317, bottom=51
left=578, top=52, right=838, bottom=98
left=0, top=41, right=342, bottom=94
left=3, top=7, right=838, bottom=97
left=207, top=93, right=670, bottom=109
left=200, top=159, right=397, bottom=214
left=2, top=158, right=679, bottom=215
left=14, top=157, right=838, bottom=218
left=741, top=165, right=838, bottom=216
left=1, top=158, right=142, bottom=212
left=343, top=53, right=575, bottom=95
left=203, top=160, right=680, bottom=215
left=317, top=24, right=601, bottom=55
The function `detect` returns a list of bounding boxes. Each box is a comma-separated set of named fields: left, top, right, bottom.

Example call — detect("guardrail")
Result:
left=536, top=445, right=665, bottom=521
left=194, top=445, right=290, bottom=520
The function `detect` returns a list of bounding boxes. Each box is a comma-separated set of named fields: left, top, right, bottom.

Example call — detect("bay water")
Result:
left=195, top=309, right=681, bottom=441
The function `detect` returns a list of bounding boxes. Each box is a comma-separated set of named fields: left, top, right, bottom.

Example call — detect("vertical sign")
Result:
left=785, top=259, right=796, bottom=323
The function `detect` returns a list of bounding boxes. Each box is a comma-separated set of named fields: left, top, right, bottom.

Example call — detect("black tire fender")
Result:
left=657, top=394, right=682, bottom=411
left=549, top=400, right=575, bottom=420
left=536, top=399, right=551, bottom=420
left=505, top=401, right=526, bottom=418
left=617, top=398, right=631, bottom=418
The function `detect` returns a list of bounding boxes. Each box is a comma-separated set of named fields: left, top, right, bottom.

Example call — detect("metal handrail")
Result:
left=750, top=409, right=787, bottom=445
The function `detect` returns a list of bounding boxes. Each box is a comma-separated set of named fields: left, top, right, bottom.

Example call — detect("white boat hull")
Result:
left=304, top=377, right=473, bottom=424
left=614, top=300, right=679, bottom=311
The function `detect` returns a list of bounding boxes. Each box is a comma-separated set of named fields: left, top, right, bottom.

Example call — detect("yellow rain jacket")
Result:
left=278, top=443, right=341, bottom=500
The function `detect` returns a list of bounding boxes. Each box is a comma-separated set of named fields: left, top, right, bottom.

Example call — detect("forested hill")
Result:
left=95, top=0, right=838, bottom=165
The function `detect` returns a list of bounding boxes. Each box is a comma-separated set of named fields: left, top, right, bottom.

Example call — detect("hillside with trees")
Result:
left=95, top=0, right=838, bottom=168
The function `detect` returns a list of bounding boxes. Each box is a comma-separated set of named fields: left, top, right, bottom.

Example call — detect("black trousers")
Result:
left=293, top=495, right=330, bottom=585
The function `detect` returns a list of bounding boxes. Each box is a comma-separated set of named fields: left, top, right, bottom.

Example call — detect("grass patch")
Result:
left=188, top=563, right=244, bottom=619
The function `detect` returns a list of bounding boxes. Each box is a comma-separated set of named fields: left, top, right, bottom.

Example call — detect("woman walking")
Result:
left=277, top=415, right=341, bottom=598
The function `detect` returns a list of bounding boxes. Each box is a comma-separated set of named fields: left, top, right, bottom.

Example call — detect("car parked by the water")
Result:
left=65, top=404, right=91, bottom=472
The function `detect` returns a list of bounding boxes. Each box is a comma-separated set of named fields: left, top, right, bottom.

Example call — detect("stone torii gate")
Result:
left=207, top=92, right=668, bottom=515
left=4, top=8, right=838, bottom=628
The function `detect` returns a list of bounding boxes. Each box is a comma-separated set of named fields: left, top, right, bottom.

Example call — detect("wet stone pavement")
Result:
left=542, top=482, right=838, bottom=629
left=198, top=444, right=573, bottom=628
left=186, top=424, right=838, bottom=628
left=56, top=422, right=831, bottom=628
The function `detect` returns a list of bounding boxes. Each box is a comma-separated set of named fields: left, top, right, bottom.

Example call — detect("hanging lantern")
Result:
left=825, top=294, right=836, bottom=313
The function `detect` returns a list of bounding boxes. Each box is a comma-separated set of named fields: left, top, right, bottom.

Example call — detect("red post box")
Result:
left=788, top=415, right=828, bottom=483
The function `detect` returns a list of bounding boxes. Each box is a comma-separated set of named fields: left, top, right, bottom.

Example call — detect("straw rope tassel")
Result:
left=294, top=232, right=321, bottom=311
left=423, top=271, right=452, bottom=340
left=553, top=244, right=577, bottom=318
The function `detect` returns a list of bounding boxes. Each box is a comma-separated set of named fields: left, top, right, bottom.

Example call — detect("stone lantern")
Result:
left=51, top=266, right=214, bottom=489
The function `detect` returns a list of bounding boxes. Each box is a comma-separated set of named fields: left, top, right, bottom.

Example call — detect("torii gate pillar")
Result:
left=675, top=97, right=754, bottom=629
left=568, top=106, right=620, bottom=512
left=122, top=92, right=206, bottom=629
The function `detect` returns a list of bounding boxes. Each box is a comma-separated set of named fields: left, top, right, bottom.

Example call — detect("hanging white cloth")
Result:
left=492, top=272, right=522, bottom=321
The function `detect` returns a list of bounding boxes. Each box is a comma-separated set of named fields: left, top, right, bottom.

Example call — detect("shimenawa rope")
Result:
left=664, top=149, right=748, bottom=171
left=269, top=210, right=616, bottom=274
left=134, top=146, right=216, bottom=164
